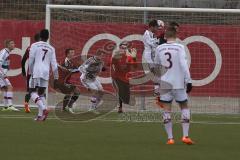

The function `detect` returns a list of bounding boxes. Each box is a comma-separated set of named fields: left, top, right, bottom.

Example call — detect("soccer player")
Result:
left=111, top=41, right=137, bottom=113
left=154, top=27, right=193, bottom=145
left=143, top=20, right=165, bottom=101
left=58, top=48, right=80, bottom=113
left=21, top=33, right=40, bottom=113
left=79, top=55, right=105, bottom=111
left=0, top=39, right=19, bottom=111
left=156, top=21, right=180, bottom=106
left=29, top=29, right=58, bottom=121
left=143, top=19, right=160, bottom=72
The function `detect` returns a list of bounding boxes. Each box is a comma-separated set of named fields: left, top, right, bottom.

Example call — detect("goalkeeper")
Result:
left=111, top=41, right=137, bottom=113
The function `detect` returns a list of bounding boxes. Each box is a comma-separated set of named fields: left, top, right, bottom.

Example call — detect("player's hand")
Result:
left=186, top=83, right=192, bottom=93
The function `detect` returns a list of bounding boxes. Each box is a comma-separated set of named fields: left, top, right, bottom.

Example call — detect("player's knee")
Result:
left=91, top=96, right=97, bottom=103
left=181, top=108, right=190, bottom=123
left=162, top=111, right=171, bottom=124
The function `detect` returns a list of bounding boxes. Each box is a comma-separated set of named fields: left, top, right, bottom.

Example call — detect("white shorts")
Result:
left=81, top=78, right=103, bottom=91
left=160, top=89, right=188, bottom=103
left=0, top=77, right=11, bottom=88
left=29, top=77, right=48, bottom=88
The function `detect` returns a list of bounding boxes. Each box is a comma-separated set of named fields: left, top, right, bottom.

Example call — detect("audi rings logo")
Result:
left=82, top=34, right=222, bottom=87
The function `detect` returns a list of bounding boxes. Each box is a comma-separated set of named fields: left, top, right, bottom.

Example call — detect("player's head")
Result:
left=168, top=21, right=180, bottom=32
left=119, top=41, right=131, bottom=50
left=148, top=19, right=159, bottom=32
left=165, top=27, right=177, bottom=40
left=4, top=39, right=15, bottom=51
left=34, top=33, right=40, bottom=42
left=40, top=29, right=49, bottom=42
left=65, top=48, right=75, bottom=59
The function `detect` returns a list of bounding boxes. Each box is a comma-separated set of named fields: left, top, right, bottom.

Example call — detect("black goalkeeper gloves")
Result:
left=186, top=83, right=192, bottom=93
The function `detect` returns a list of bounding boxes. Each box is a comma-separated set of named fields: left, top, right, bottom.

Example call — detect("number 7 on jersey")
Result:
left=42, top=49, right=48, bottom=61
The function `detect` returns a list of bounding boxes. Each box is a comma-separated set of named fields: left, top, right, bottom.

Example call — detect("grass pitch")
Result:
left=0, top=109, right=240, bottom=160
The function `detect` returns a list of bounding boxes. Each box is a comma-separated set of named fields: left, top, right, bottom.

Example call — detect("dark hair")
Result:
left=165, top=27, right=177, bottom=39
left=34, top=33, right=40, bottom=42
left=65, top=48, right=74, bottom=56
left=4, top=39, right=14, bottom=48
left=148, top=19, right=158, bottom=27
left=40, top=29, right=49, bottom=41
left=168, top=21, right=179, bottom=28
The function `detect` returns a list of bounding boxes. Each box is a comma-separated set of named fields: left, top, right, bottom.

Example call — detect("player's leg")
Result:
left=160, top=90, right=174, bottom=144
left=89, top=79, right=104, bottom=111
left=112, top=79, right=130, bottom=113
left=175, top=89, right=194, bottom=145
left=37, top=86, right=48, bottom=121
left=2, top=78, right=19, bottom=111
left=62, top=95, right=71, bottom=111
left=29, top=78, right=45, bottom=120
left=67, top=90, right=80, bottom=109
left=24, top=74, right=31, bottom=113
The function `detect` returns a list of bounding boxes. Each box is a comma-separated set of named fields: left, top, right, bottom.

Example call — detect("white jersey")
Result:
left=143, top=30, right=159, bottom=65
left=29, top=41, right=58, bottom=80
left=0, top=48, right=10, bottom=75
left=79, top=56, right=104, bottom=81
left=154, top=41, right=191, bottom=89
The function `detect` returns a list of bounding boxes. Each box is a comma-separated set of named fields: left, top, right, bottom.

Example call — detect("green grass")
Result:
left=0, top=110, right=240, bottom=160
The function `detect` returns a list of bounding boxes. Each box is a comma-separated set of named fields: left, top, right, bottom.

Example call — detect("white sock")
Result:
left=163, top=111, right=173, bottom=139
left=31, top=92, right=45, bottom=116
left=6, top=91, right=13, bottom=106
left=164, top=121, right=173, bottom=139
left=39, top=95, right=47, bottom=110
left=181, top=108, right=190, bottom=137
left=91, top=96, right=97, bottom=109
left=3, top=92, right=8, bottom=107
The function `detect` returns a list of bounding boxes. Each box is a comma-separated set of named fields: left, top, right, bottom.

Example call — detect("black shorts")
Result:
left=55, top=81, right=76, bottom=95
left=112, top=79, right=130, bottom=104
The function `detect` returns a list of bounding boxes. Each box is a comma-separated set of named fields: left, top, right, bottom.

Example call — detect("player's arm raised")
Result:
left=179, top=46, right=192, bottom=93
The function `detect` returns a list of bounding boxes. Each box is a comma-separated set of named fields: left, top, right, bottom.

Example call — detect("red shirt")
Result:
left=111, top=53, right=136, bottom=83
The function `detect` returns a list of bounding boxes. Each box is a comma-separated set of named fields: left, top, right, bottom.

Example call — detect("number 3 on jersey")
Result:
left=42, top=49, right=48, bottom=61
left=164, top=52, right=172, bottom=69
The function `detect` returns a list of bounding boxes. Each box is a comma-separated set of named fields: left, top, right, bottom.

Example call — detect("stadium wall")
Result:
left=0, top=20, right=239, bottom=97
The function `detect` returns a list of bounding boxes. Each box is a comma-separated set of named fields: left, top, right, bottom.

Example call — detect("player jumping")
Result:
left=79, top=55, right=105, bottom=111
left=0, top=39, right=19, bottom=111
left=21, top=33, right=40, bottom=113
left=154, top=27, right=193, bottom=145
left=143, top=19, right=164, bottom=104
left=29, top=29, right=58, bottom=121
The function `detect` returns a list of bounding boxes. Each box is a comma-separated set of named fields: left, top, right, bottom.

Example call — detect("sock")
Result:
left=31, top=92, right=45, bottom=116
left=91, top=96, right=97, bottom=109
left=3, top=92, right=8, bottom=107
left=6, top=91, right=13, bottom=106
left=25, top=93, right=31, bottom=103
left=63, top=95, right=71, bottom=109
left=39, top=95, right=47, bottom=110
left=163, top=111, right=173, bottom=139
left=68, top=94, right=79, bottom=108
left=119, top=98, right=122, bottom=109
left=181, top=108, right=190, bottom=137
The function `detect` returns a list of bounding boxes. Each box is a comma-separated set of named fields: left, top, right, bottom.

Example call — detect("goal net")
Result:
left=46, top=5, right=240, bottom=115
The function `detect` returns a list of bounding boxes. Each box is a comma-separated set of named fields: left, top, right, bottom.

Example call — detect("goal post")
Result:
left=45, top=4, right=240, bottom=114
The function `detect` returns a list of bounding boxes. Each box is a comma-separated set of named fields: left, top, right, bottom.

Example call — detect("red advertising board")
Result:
left=0, top=20, right=239, bottom=97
